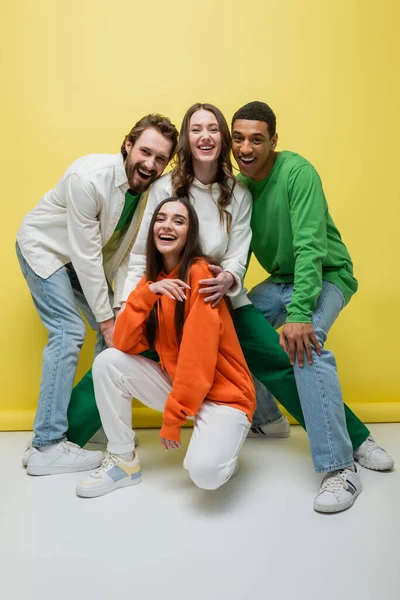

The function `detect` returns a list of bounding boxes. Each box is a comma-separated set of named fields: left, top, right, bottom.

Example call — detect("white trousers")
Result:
left=92, top=348, right=250, bottom=490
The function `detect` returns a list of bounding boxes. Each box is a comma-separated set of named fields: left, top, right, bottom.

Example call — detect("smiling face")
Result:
left=124, top=127, right=172, bottom=193
left=231, top=119, right=278, bottom=181
left=153, top=200, right=189, bottom=265
left=188, top=109, right=222, bottom=168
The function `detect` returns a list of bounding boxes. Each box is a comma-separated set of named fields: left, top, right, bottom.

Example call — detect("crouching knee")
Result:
left=92, top=347, right=122, bottom=380
left=185, top=458, right=234, bottom=491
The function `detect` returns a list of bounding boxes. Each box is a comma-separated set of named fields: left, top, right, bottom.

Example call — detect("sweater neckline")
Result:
left=251, top=151, right=286, bottom=188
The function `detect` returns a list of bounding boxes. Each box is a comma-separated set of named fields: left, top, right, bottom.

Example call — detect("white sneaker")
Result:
left=353, top=436, right=394, bottom=471
left=247, top=416, right=290, bottom=438
left=22, top=439, right=38, bottom=467
left=314, top=464, right=362, bottom=513
left=26, top=441, right=104, bottom=475
left=76, top=452, right=141, bottom=498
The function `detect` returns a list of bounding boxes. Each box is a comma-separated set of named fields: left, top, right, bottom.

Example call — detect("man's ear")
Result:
left=125, top=139, right=133, bottom=155
left=271, top=132, right=278, bottom=150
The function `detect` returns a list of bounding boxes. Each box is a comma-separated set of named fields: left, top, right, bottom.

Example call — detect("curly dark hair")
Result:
left=232, top=101, right=276, bottom=138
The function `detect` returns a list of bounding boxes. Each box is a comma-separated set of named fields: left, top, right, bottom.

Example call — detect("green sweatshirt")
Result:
left=238, top=151, right=358, bottom=323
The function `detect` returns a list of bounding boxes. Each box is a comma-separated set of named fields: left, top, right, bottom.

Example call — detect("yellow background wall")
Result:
left=1, top=0, right=399, bottom=430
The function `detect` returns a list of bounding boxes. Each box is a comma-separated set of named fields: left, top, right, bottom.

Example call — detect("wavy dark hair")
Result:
left=171, top=103, right=236, bottom=234
left=120, top=114, right=178, bottom=161
left=145, top=197, right=212, bottom=349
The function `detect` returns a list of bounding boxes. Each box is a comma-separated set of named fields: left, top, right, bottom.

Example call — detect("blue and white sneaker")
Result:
left=76, top=452, right=141, bottom=498
left=314, top=463, right=362, bottom=513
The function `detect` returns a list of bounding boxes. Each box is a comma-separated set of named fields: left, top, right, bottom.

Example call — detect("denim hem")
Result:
left=32, top=436, right=66, bottom=448
left=315, top=459, right=354, bottom=474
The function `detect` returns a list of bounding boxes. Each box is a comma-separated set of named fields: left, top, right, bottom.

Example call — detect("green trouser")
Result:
left=67, top=304, right=369, bottom=451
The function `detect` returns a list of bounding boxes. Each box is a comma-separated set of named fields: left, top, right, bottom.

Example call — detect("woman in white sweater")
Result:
left=120, top=103, right=306, bottom=436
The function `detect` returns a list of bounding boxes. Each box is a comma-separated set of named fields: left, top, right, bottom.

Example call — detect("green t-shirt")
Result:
left=116, top=189, right=141, bottom=231
left=103, top=189, right=141, bottom=257
left=238, top=151, right=358, bottom=323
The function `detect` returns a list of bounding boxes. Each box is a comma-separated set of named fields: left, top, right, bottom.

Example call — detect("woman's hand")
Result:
left=160, top=437, right=181, bottom=451
left=149, top=279, right=190, bottom=301
left=198, top=265, right=235, bottom=307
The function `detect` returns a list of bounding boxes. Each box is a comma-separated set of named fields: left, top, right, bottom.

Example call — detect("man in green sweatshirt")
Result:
left=231, top=101, right=393, bottom=513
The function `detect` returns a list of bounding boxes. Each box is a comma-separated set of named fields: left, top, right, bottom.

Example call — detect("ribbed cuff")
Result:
left=160, top=420, right=182, bottom=442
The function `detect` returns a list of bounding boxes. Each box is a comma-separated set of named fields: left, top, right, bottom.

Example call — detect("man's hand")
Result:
left=160, top=437, right=181, bottom=451
left=279, top=322, right=321, bottom=367
left=99, top=317, right=115, bottom=348
left=199, top=265, right=234, bottom=307
left=114, top=302, right=126, bottom=321
left=149, top=279, right=190, bottom=301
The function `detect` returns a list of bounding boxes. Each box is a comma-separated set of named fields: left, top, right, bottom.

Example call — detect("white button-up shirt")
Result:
left=17, top=153, right=146, bottom=322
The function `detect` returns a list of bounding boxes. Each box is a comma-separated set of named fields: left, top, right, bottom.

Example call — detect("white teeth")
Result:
left=199, top=146, right=213, bottom=150
left=240, top=157, right=255, bottom=163
left=159, top=235, right=176, bottom=240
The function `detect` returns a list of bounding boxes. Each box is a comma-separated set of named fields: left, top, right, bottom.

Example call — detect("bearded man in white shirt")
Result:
left=17, top=114, right=178, bottom=475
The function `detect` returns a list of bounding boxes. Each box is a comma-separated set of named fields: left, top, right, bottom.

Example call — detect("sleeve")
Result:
left=220, top=187, right=253, bottom=297
left=121, top=181, right=171, bottom=301
left=65, top=173, right=114, bottom=322
left=160, top=270, right=221, bottom=441
left=113, top=279, right=158, bottom=354
left=112, top=250, right=131, bottom=310
left=286, top=165, right=328, bottom=323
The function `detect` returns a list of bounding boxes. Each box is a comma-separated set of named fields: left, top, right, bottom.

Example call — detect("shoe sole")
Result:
left=76, top=475, right=141, bottom=498
left=27, top=459, right=103, bottom=476
left=354, top=456, right=394, bottom=471
left=313, top=485, right=362, bottom=514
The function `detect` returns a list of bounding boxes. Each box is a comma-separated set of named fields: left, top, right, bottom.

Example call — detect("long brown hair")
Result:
left=145, top=197, right=212, bottom=349
left=171, top=103, right=235, bottom=234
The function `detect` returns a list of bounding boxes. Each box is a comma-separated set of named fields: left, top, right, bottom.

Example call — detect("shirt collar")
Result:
left=114, top=153, right=129, bottom=188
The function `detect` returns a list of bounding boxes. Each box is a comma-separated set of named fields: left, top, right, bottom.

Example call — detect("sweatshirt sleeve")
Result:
left=286, top=165, right=328, bottom=323
left=65, top=173, right=114, bottom=323
left=220, top=187, right=253, bottom=297
left=160, top=268, right=221, bottom=441
left=113, top=279, right=159, bottom=354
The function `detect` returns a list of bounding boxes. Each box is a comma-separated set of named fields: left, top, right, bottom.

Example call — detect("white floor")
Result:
left=1, top=424, right=399, bottom=600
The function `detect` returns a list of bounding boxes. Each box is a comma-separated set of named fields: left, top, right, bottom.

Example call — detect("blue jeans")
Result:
left=16, top=243, right=106, bottom=447
left=248, top=279, right=353, bottom=472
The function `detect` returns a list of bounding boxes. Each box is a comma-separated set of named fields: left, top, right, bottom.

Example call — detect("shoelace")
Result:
left=91, top=453, right=120, bottom=478
left=362, top=436, right=383, bottom=452
left=320, top=470, right=349, bottom=493
left=24, top=440, right=32, bottom=452
left=59, top=441, right=89, bottom=456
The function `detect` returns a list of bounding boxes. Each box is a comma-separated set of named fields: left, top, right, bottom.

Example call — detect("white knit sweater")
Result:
left=122, top=172, right=252, bottom=309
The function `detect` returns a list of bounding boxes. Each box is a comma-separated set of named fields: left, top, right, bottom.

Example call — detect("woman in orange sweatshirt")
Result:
left=76, top=197, right=256, bottom=497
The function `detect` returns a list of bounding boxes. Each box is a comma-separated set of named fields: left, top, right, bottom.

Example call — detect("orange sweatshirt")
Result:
left=113, top=259, right=256, bottom=441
